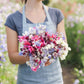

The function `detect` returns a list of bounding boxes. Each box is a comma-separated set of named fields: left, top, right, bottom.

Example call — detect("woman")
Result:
left=4, top=0, right=67, bottom=84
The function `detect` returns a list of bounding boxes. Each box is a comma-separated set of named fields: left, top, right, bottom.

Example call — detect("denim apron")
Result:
left=17, top=3, right=63, bottom=84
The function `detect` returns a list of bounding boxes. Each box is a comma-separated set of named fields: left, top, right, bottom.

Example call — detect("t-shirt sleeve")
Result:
left=4, top=14, right=17, bottom=32
left=56, top=9, right=64, bottom=25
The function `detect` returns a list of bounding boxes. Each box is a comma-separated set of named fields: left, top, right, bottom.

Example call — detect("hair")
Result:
left=22, top=0, right=27, bottom=4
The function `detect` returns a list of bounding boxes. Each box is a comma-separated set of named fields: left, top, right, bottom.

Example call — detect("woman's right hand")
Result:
left=25, top=56, right=30, bottom=61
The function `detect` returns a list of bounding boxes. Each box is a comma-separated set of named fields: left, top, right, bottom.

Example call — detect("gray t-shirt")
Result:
left=4, top=6, right=64, bottom=35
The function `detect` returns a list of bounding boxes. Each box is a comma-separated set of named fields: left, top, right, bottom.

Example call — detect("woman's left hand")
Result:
left=45, top=59, right=51, bottom=66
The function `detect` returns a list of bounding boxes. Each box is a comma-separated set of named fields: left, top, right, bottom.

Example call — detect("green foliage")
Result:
left=0, top=55, right=18, bottom=84
left=60, top=3, right=84, bottom=68
left=63, top=0, right=84, bottom=4
left=42, top=0, right=50, bottom=5
left=64, top=21, right=84, bottom=68
left=74, top=68, right=84, bottom=84
left=76, top=0, right=84, bottom=3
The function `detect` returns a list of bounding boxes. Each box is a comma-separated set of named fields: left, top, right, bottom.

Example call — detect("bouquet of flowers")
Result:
left=18, top=24, right=71, bottom=72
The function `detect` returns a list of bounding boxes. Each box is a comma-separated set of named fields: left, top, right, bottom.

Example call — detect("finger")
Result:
left=45, top=60, right=51, bottom=66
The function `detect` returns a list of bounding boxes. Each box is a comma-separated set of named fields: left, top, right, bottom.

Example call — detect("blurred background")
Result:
left=0, top=0, right=84, bottom=84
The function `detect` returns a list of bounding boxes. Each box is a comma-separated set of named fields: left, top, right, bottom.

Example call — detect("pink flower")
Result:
left=51, top=34, right=56, bottom=38
left=34, top=35, right=39, bottom=41
left=39, top=61, right=41, bottom=64
left=34, top=59, right=38, bottom=63
left=18, top=36, right=25, bottom=42
left=40, top=42, right=45, bottom=47
left=31, top=64, right=40, bottom=72
left=39, top=49, right=42, bottom=54
left=56, top=49, right=59, bottom=53
left=34, top=58, right=40, bottom=63
left=31, top=67, right=37, bottom=72
left=25, top=36, right=29, bottom=40
left=23, top=41, right=31, bottom=46
left=45, top=32, right=48, bottom=36
left=41, top=38, right=44, bottom=42
left=28, top=46, right=35, bottom=53
left=33, top=27, right=36, bottom=29
left=57, top=37, right=60, bottom=40
left=18, top=36, right=25, bottom=39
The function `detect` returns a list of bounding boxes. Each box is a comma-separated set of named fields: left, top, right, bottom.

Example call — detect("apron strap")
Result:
left=22, top=4, right=26, bottom=32
left=23, top=4, right=26, bottom=24
left=42, top=3, right=52, bottom=23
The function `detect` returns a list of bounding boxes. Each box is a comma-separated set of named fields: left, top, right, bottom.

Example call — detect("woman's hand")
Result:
left=26, top=55, right=30, bottom=61
left=45, top=59, right=51, bottom=66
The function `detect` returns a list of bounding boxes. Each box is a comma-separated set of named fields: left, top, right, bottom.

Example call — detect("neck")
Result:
left=25, top=0, right=43, bottom=11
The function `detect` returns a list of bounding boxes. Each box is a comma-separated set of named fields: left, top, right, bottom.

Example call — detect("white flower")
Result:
left=44, top=46, right=48, bottom=50
left=74, top=79, right=79, bottom=84
left=38, top=24, right=46, bottom=29
left=44, top=44, right=51, bottom=50
left=29, top=27, right=32, bottom=32
left=58, top=50, right=63, bottom=55
left=68, top=47, right=71, bottom=51
left=36, top=57, right=40, bottom=62
left=61, top=41, right=68, bottom=47
left=42, top=25, right=46, bottom=30
left=51, top=43, right=55, bottom=48
left=64, top=50, right=68, bottom=56
left=37, top=51, right=40, bottom=56
left=56, top=38, right=63, bottom=44
left=60, top=55, right=66, bottom=60
left=49, top=59, right=55, bottom=63
left=47, top=44, right=52, bottom=49
left=59, top=50, right=68, bottom=60
left=48, top=54, right=52, bottom=58
left=26, top=61, right=31, bottom=66
left=0, top=52, right=2, bottom=56
left=29, top=34, right=33, bottom=39
left=20, top=41, right=24, bottom=46
left=22, top=31, right=29, bottom=36
left=44, top=56, right=48, bottom=60
left=55, top=46, right=58, bottom=50
left=38, top=30, right=44, bottom=34
left=79, top=70, right=83, bottom=74
left=29, top=27, right=36, bottom=34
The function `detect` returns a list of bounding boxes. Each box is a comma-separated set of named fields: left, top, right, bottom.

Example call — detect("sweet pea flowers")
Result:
left=18, top=24, right=71, bottom=72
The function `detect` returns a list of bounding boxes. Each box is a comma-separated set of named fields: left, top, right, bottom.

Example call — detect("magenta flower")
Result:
left=23, top=41, right=31, bottom=46
left=28, top=46, right=35, bottom=53
left=57, top=37, right=60, bottom=40
left=32, top=35, right=39, bottom=41
left=31, top=62, right=40, bottom=72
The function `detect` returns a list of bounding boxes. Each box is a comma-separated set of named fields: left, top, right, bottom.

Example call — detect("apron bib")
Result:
left=17, top=3, right=63, bottom=84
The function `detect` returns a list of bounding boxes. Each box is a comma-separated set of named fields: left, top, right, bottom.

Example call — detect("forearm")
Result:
left=9, top=52, right=29, bottom=64
left=57, top=19, right=68, bottom=44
